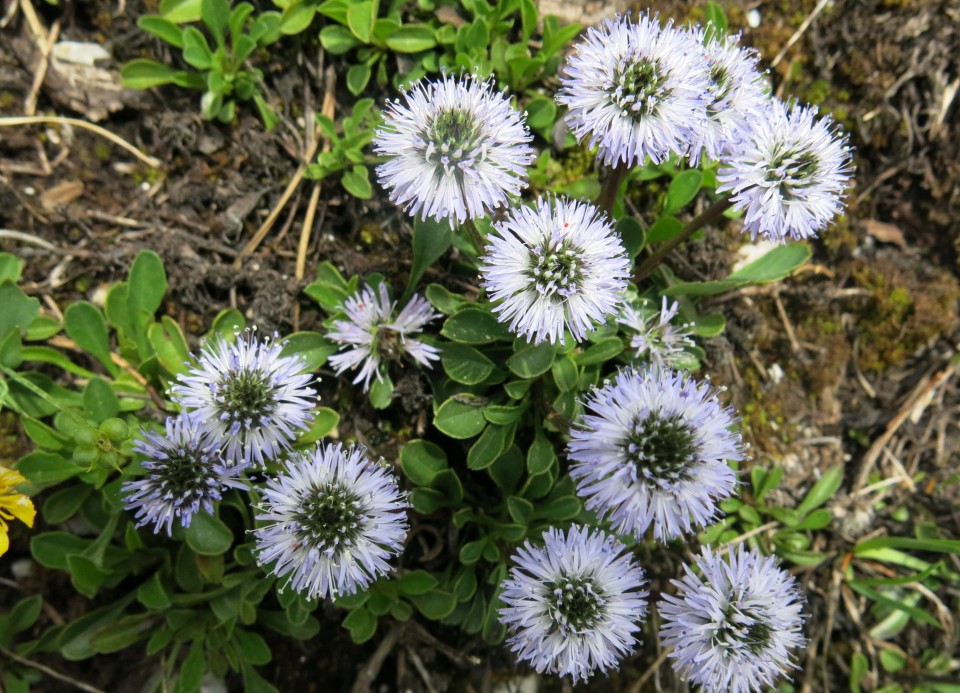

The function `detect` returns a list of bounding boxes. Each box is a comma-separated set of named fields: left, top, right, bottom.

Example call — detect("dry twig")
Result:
left=0, top=116, right=162, bottom=168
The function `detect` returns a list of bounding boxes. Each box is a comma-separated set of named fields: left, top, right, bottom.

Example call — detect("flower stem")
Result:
left=464, top=218, right=486, bottom=255
left=596, top=162, right=631, bottom=216
left=634, top=196, right=734, bottom=283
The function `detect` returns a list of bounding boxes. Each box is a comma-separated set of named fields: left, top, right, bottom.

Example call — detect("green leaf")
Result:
left=434, top=397, right=487, bottom=439
left=526, top=427, right=555, bottom=475
left=67, top=554, right=106, bottom=598
left=524, top=96, right=556, bottom=132
left=342, top=607, right=377, bottom=643
left=616, top=216, right=645, bottom=260
left=181, top=26, right=214, bottom=69
left=424, top=284, right=464, bottom=315
left=128, top=250, right=167, bottom=324
left=400, top=439, right=447, bottom=485
left=345, top=63, right=371, bottom=97
left=42, top=485, right=91, bottom=523
left=797, top=466, right=844, bottom=516
left=666, top=244, right=812, bottom=297
left=483, top=403, right=527, bottom=425
left=346, top=0, right=375, bottom=42
left=441, top=308, right=509, bottom=344
left=487, top=444, right=523, bottom=493
left=201, top=0, right=230, bottom=40
left=533, top=495, right=581, bottom=522
left=704, top=1, right=728, bottom=36
left=409, top=487, right=448, bottom=514
left=507, top=496, right=534, bottom=525
left=64, top=301, right=117, bottom=375
left=692, top=313, right=725, bottom=337
left=25, top=314, right=62, bottom=341
left=385, top=24, right=437, bottom=52
left=520, top=0, right=537, bottom=40
left=185, top=513, right=234, bottom=556
left=89, top=613, right=153, bottom=653
left=234, top=630, right=272, bottom=665
left=177, top=642, right=206, bottom=693
left=31, top=531, right=89, bottom=569
left=148, top=316, right=191, bottom=376
left=467, top=423, right=512, bottom=470
left=405, top=217, right=452, bottom=303
left=646, top=215, right=683, bottom=244
left=846, top=580, right=941, bottom=627
left=854, top=537, right=960, bottom=555
left=160, top=0, right=201, bottom=21
left=5, top=594, right=43, bottom=637
left=0, top=253, right=24, bottom=283
left=83, top=378, right=119, bottom=422
left=207, top=308, right=245, bottom=341
left=795, top=508, right=833, bottom=530
left=137, top=573, right=172, bottom=610
left=573, top=337, right=623, bottom=366
left=369, top=372, right=394, bottom=409
left=295, top=407, right=340, bottom=445
left=279, top=3, right=316, bottom=34
left=410, top=590, right=457, bottom=620
left=0, top=281, right=40, bottom=343
left=507, top=342, right=556, bottom=379
left=441, top=343, right=494, bottom=385
left=394, top=570, right=438, bottom=596
left=279, top=331, right=337, bottom=370
left=319, top=24, right=361, bottom=54
left=663, top=170, right=703, bottom=215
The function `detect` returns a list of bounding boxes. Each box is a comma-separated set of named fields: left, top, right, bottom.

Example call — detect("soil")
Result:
left=1, top=0, right=958, bottom=691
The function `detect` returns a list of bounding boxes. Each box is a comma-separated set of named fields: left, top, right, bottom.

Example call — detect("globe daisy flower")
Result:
left=684, top=28, right=770, bottom=166
left=659, top=545, right=805, bottom=693
left=567, top=366, right=742, bottom=542
left=253, top=442, right=409, bottom=600
left=326, top=283, right=440, bottom=392
left=122, top=415, right=248, bottom=536
left=619, top=296, right=696, bottom=369
left=0, top=467, right=35, bottom=557
left=717, top=99, right=853, bottom=242
left=479, top=196, right=631, bottom=345
left=498, top=525, right=649, bottom=684
left=171, top=330, right=317, bottom=468
left=557, top=13, right=711, bottom=168
left=374, top=72, right=534, bottom=225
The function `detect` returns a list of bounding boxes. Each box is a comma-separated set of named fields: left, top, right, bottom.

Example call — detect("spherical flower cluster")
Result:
left=253, top=442, right=409, bottom=600
left=326, top=283, right=440, bottom=392
left=619, top=296, right=696, bottom=369
left=659, top=545, right=805, bottom=692
left=480, top=196, right=631, bottom=345
left=122, top=415, right=247, bottom=536
left=557, top=13, right=712, bottom=168
left=498, top=525, right=649, bottom=684
left=374, top=72, right=534, bottom=225
left=685, top=28, right=769, bottom=165
left=171, top=330, right=317, bottom=468
left=567, top=366, right=743, bottom=541
left=717, top=99, right=853, bottom=243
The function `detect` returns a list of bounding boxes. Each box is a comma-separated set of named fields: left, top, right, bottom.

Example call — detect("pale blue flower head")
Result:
left=557, top=13, right=711, bottom=168
left=122, top=415, right=247, bottom=536
left=567, top=366, right=742, bottom=542
left=171, top=330, right=317, bottom=468
left=619, top=296, right=696, bottom=369
left=659, top=545, right=805, bottom=693
left=326, top=283, right=440, bottom=392
left=498, top=524, right=649, bottom=684
left=480, top=196, right=631, bottom=345
left=253, top=442, right=409, bottom=600
left=374, top=72, right=534, bottom=225
left=717, top=98, right=853, bottom=242
left=684, top=27, right=770, bottom=166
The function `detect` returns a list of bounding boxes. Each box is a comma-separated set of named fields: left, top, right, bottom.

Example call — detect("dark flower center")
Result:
left=767, top=146, right=820, bottom=197
left=546, top=575, right=605, bottom=634
left=713, top=598, right=773, bottom=654
left=531, top=239, right=583, bottom=298
left=707, top=64, right=732, bottom=116
left=294, top=483, right=364, bottom=549
left=157, top=447, right=217, bottom=501
left=218, top=369, right=275, bottom=428
left=610, top=58, right=669, bottom=119
left=625, top=412, right=699, bottom=484
left=427, top=109, right=481, bottom=169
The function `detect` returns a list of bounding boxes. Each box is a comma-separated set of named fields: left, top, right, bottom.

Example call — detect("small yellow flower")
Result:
left=0, top=467, right=36, bottom=556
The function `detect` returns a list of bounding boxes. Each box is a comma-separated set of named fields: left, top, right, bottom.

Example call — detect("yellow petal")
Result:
left=0, top=467, right=29, bottom=492
left=0, top=494, right=36, bottom=527
left=0, top=522, right=9, bottom=557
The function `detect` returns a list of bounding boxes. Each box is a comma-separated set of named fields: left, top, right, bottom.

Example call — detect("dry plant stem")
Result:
left=596, top=161, right=630, bottom=215
left=463, top=217, right=486, bottom=255
left=0, top=116, right=162, bottom=168
left=0, top=645, right=106, bottom=693
left=633, top=196, right=734, bottom=283
left=350, top=623, right=404, bottom=693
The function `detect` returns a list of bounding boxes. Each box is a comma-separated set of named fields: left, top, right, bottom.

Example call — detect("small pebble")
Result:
left=747, top=9, right=761, bottom=27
